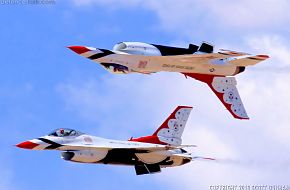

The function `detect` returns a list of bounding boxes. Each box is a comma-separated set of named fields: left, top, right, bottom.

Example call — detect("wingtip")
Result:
left=203, top=157, right=216, bottom=161
left=177, top=105, right=193, bottom=109
left=256, top=54, right=270, bottom=59
left=192, top=156, right=216, bottom=161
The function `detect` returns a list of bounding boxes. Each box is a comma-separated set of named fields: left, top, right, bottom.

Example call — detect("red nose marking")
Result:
left=16, top=141, right=39, bottom=149
left=67, top=46, right=90, bottom=54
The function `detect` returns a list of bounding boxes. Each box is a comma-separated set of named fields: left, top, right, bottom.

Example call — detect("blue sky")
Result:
left=1, top=1, right=290, bottom=190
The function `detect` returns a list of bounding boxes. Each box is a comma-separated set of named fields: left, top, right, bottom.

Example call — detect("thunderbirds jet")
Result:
left=68, top=42, right=269, bottom=119
left=17, top=106, right=214, bottom=175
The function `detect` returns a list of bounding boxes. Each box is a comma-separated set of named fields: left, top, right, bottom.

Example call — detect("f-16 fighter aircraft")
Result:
left=68, top=42, right=269, bottom=119
left=17, top=106, right=213, bottom=175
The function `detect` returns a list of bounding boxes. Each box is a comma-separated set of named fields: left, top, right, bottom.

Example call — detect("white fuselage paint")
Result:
left=93, top=53, right=238, bottom=76
left=84, top=41, right=238, bottom=76
left=35, top=135, right=192, bottom=168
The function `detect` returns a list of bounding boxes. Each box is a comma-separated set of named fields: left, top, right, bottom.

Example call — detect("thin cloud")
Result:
left=58, top=0, right=290, bottom=186
left=249, top=66, right=290, bottom=74
left=71, top=0, right=290, bottom=32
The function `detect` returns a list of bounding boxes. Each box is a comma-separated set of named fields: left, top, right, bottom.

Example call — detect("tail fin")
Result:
left=183, top=73, right=249, bottom=119
left=129, top=106, right=193, bottom=146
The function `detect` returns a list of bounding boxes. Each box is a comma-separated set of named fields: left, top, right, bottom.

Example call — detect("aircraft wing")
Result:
left=62, top=142, right=195, bottom=152
left=170, top=52, right=268, bottom=67
left=183, top=73, right=249, bottom=119
left=167, top=49, right=248, bottom=63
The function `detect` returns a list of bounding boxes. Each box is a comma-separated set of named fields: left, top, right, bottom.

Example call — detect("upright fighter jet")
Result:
left=68, top=42, right=269, bottom=119
left=17, top=106, right=214, bottom=175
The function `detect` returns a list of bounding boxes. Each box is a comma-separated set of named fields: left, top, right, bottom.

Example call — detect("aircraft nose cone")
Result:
left=67, top=46, right=90, bottom=54
left=16, top=141, right=39, bottom=149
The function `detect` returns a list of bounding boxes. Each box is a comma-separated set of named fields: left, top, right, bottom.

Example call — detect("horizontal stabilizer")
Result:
left=218, top=49, right=249, bottom=57
left=192, top=156, right=216, bottom=161
left=170, top=144, right=197, bottom=149
left=228, top=55, right=270, bottom=66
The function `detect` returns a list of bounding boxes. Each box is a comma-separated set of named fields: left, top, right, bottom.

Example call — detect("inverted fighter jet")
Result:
left=68, top=42, right=269, bottom=119
left=17, top=106, right=214, bottom=175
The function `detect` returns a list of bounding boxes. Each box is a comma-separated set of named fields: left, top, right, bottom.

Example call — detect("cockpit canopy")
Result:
left=48, top=128, right=84, bottom=137
left=112, top=42, right=162, bottom=56
left=113, top=42, right=127, bottom=51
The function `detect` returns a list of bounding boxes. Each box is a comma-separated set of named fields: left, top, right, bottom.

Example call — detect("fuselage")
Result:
left=75, top=41, right=246, bottom=76
left=96, top=53, right=243, bottom=76
left=17, top=129, right=192, bottom=168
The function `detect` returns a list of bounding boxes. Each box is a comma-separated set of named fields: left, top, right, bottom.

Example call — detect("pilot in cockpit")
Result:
left=48, top=128, right=82, bottom=137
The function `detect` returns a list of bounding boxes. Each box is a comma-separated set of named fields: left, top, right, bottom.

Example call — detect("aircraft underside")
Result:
left=94, top=54, right=245, bottom=76
left=61, top=149, right=191, bottom=175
